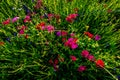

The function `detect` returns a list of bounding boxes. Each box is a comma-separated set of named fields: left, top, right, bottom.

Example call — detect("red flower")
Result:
left=34, top=0, right=43, bottom=9
left=95, top=59, right=104, bottom=68
left=66, top=14, right=78, bottom=23
left=62, top=38, right=67, bottom=42
left=70, top=55, right=77, bottom=62
left=66, top=17, right=73, bottom=23
left=25, top=34, right=29, bottom=39
left=2, top=18, right=11, bottom=25
left=49, top=59, right=53, bottom=65
left=54, top=59, right=59, bottom=65
left=36, top=22, right=46, bottom=30
left=61, top=31, right=68, bottom=36
left=21, top=26, right=27, bottom=30
left=84, top=32, right=94, bottom=38
left=69, top=14, right=78, bottom=19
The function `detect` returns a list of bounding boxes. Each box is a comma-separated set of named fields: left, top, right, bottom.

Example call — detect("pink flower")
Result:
left=94, top=35, right=101, bottom=41
left=24, top=15, right=31, bottom=23
left=12, top=17, right=19, bottom=23
left=64, top=38, right=78, bottom=49
left=87, top=54, right=95, bottom=61
left=19, top=29, right=24, bottom=34
left=81, top=50, right=89, bottom=58
left=77, top=66, right=86, bottom=72
left=70, top=33, right=75, bottom=37
left=46, top=25, right=54, bottom=32
left=56, top=31, right=61, bottom=36
left=48, top=14, right=54, bottom=19
left=71, top=43, right=78, bottom=49
left=53, top=64, right=59, bottom=71
left=70, top=55, right=77, bottom=62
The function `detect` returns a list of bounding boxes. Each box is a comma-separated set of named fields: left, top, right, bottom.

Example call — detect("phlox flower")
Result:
left=19, top=29, right=24, bottom=34
left=81, top=50, right=89, bottom=58
left=70, top=33, right=75, bottom=37
left=24, top=15, right=31, bottom=23
left=12, top=17, right=19, bottom=23
left=70, top=55, right=77, bottom=62
left=94, top=35, right=101, bottom=41
left=36, top=22, right=46, bottom=30
left=71, top=43, right=78, bottom=49
left=77, top=66, right=86, bottom=72
left=64, top=38, right=78, bottom=49
left=87, top=54, right=95, bottom=62
left=46, top=25, right=54, bottom=32
left=56, top=31, right=61, bottom=36
left=2, top=18, right=11, bottom=25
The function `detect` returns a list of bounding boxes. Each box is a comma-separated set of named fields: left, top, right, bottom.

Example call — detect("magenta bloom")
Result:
left=71, top=43, right=78, bottom=49
left=46, top=25, right=54, bottom=32
left=12, top=17, right=19, bottom=23
left=64, top=38, right=78, bottom=49
left=70, top=55, right=77, bottom=62
left=56, top=31, right=61, bottom=36
left=87, top=54, right=95, bottom=61
left=77, top=66, right=86, bottom=72
left=53, top=64, right=59, bottom=71
left=19, top=29, right=24, bottom=34
left=70, top=33, right=75, bottom=37
left=95, top=35, right=101, bottom=41
left=24, top=15, right=31, bottom=23
left=81, top=50, right=89, bottom=58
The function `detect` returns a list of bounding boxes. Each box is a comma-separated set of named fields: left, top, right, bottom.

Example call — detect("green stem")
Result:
left=103, top=67, right=118, bottom=80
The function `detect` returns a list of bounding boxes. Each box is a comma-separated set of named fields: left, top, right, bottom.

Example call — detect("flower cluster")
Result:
left=64, top=38, right=78, bottom=49
left=36, top=22, right=55, bottom=32
left=84, top=32, right=101, bottom=41
left=66, top=13, right=78, bottom=23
